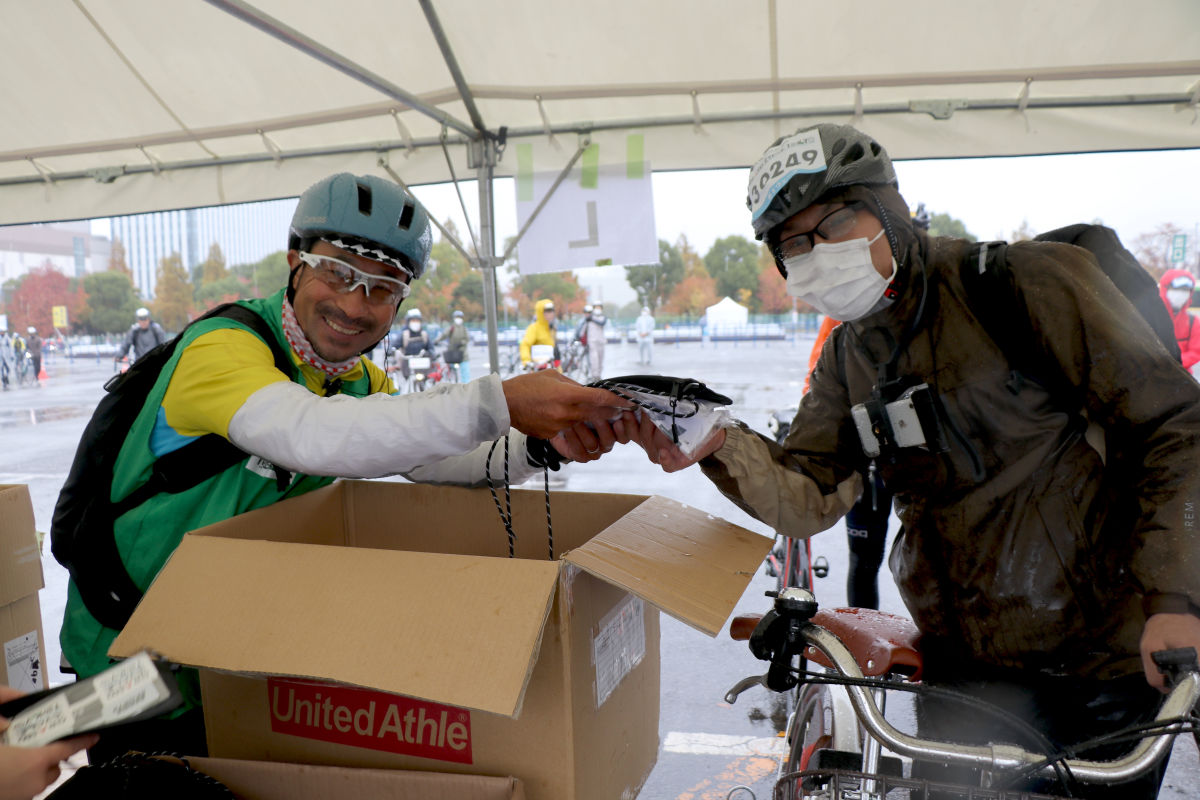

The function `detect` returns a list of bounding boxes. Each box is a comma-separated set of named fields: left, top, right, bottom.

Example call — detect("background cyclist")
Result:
left=435, top=308, right=471, bottom=381
left=114, top=307, right=167, bottom=365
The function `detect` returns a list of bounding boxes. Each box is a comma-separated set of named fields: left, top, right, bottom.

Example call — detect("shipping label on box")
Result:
left=4, top=630, right=42, bottom=692
left=269, top=678, right=474, bottom=764
left=592, top=595, right=645, bottom=707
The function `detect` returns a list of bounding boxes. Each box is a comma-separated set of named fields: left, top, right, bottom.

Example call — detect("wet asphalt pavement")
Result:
left=2, top=336, right=1196, bottom=799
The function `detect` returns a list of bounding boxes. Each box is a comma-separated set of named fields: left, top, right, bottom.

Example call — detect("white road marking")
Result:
left=0, top=473, right=65, bottom=482
left=663, top=731, right=786, bottom=756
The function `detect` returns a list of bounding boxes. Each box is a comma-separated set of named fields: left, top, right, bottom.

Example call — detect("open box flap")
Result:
left=111, top=535, right=560, bottom=718
left=562, top=496, right=771, bottom=636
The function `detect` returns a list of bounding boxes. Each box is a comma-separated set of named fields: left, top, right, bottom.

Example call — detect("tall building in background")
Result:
left=0, top=221, right=112, bottom=285
left=109, top=198, right=297, bottom=298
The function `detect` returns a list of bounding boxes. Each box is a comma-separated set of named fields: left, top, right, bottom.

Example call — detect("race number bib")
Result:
left=748, top=128, right=827, bottom=221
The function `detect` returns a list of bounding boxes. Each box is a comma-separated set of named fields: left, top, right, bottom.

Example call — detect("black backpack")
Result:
left=959, top=223, right=1180, bottom=402
left=51, top=303, right=293, bottom=631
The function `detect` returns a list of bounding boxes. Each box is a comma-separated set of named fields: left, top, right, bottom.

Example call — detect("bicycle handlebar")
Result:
left=800, top=622, right=1200, bottom=782
left=729, top=588, right=1200, bottom=784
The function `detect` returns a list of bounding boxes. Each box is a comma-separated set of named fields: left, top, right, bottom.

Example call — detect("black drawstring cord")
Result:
left=486, top=436, right=516, bottom=557
left=486, top=434, right=554, bottom=560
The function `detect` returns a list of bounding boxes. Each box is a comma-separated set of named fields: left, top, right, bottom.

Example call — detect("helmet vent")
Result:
left=356, top=183, right=373, bottom=215
left=398, top=202, right=415, bottom=230
left=844, top=142, right=865, bottom=163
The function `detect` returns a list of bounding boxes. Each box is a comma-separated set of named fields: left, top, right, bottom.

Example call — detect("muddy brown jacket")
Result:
left=703, top=232, right=1200, bottom=679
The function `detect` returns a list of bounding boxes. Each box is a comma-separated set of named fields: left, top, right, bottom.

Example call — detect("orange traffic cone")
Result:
left=38, top=362, right=48, bottom=382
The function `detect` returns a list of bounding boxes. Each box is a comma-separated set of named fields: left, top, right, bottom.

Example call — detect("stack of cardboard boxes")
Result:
left=0, top=485, right=47, bottom=696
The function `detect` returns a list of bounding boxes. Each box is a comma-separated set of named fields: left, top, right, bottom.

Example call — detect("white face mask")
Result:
left=782, top=229, right=895, bottom=320
left=408, top=321, right=421, bottom=332
left=1167, top=288, right=1191, bottom=311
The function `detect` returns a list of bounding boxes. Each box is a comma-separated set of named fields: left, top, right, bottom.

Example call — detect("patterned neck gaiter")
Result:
left=280, top=295, right=359, bottom=378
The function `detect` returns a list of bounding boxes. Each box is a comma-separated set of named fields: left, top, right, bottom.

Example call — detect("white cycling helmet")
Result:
left=136, top=307, right=151, bottom=319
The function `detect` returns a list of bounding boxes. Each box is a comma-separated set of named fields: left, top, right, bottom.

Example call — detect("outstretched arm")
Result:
left=0, top=687, right=99, bottom=800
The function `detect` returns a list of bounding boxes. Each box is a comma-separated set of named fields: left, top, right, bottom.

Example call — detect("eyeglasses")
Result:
left=297, top=251, right=410, bottom=305
left=773, top=202, right=866, bottom=261
left=1169, top=276, right=1195, bottom=290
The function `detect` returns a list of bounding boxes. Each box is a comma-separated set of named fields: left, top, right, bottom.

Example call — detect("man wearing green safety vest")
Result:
left=57, top=172, right=636, bottom=762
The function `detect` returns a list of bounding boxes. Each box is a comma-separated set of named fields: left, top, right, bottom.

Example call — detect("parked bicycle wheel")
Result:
left=560, top=341, right=588, bottom=383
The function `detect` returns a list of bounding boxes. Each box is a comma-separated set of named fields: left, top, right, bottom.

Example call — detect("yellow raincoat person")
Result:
left=519, top=299, right=557, bottom=367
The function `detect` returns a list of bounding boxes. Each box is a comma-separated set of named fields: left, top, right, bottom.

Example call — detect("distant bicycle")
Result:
left=500, top=346, right=522, bottom=378
left=560, top=339, right=589, bottom=383
left=15, top=351, right=34, bottom=387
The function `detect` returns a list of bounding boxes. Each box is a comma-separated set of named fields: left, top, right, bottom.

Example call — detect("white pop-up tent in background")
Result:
left=703, top=297, right=749, bottom=332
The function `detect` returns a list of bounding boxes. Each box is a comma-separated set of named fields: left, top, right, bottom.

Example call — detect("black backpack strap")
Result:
left=960, top=240, right=1073, bottom=399
left=130, top=303, right=298, bottom=499
left=59, top=303, right=297, bottom=630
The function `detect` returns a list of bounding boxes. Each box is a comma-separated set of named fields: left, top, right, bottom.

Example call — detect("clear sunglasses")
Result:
left=297, top=251, right=411, bottom=305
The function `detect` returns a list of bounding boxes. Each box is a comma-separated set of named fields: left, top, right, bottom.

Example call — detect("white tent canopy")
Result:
left=2, top=0, right=1198, bottom=225
left=704, top=297, right=749, bottom=329
left=3, top=0, right=1197, bottom=367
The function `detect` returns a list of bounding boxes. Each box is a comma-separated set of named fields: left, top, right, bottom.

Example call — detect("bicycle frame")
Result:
left=801, top=622, right=1200, bottom=784
left=729, top=588, right=1200, bottom=795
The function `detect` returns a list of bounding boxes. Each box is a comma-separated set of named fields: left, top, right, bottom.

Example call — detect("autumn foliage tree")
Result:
left=624, top=239, right=685, bottom=311
left=755, top=245, right=793, bottom=314
left=1132, top=223, right=1190, bottom=282
left=153, top=254, right=194, bottom=332
left=5, top=263, right=85, bottom=334
left=79, top=271, right=140, bottom=334
left=108, top=238, right=131, bottom=276
left=406, top=221, right=483, bottom=323
left=662, top=237, right=718, bottom=317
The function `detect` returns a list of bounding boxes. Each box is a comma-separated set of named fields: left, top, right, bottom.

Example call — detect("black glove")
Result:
left=525, top=437, right=566, bottom=471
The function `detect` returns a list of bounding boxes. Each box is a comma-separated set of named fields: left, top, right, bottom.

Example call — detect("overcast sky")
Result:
left=87, top=147, right=1200, bottom=309
left=411, top=147, right=1200, bottom=307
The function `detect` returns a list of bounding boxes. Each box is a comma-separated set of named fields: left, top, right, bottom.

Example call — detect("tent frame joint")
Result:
left=909, top=98, right=969, bottom=120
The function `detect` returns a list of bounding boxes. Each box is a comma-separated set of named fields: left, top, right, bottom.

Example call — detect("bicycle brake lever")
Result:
left=724, top=674, right=765, bottom=704
left=1152, top=647, right=1200, bottom=689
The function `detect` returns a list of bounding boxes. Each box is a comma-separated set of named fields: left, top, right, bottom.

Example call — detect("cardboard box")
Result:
left=188, top=756, right=525, bottom=799
left=111, top=480, right=771, bottom=800
left=0, top=485, right=46, bottom=693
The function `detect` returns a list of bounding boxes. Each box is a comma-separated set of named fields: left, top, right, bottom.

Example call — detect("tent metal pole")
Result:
left=475, top=143, right=502, bottom=376
left=202, top=0, right=477, bottom=138
left=1, top=91, right=1193, bottom=186
left=419, top=0, right=487, bottom=134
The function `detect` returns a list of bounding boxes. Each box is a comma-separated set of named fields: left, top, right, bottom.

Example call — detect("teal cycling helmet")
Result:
left=747, top=123, right=897, bottom=241
left=290, top=173, right=432, bottom=279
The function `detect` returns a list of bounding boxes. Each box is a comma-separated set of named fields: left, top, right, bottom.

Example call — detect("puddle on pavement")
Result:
left=0, top=406, right=89, bottom=428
